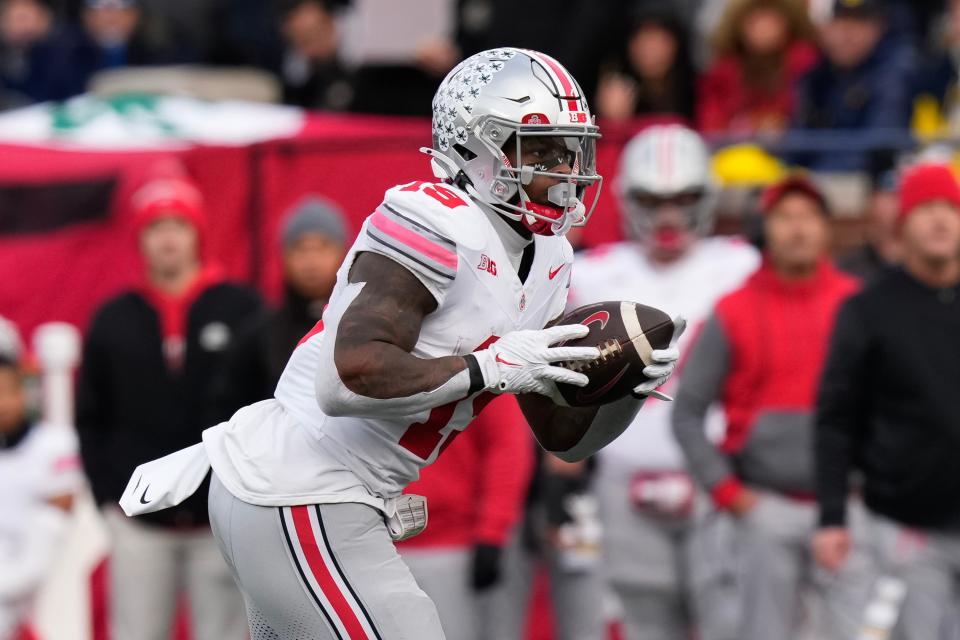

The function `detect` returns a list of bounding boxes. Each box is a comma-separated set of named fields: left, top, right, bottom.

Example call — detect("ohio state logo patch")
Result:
left=522, top=113, right=550, bottom=125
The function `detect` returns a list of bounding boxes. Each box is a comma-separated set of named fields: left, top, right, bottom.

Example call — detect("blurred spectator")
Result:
left=74, top=0, right=182, bottom=72
left=791, top=0, right=914, bottom=170
left=0, top=347, right=83, bottom=640
left=572, top=125, right=759, bottom=640
left=214, top=195, right=347, bottom=417
left=698, top=0, right=818, bottom=136
left=75, top=173, right=260, bottom=640
left=594, top=6, right=696, bottom=123
left=489, top=453, right=605, bottom=640
left=837, top=165, right=901, bottom=281
left=345, top=0, right=604, bottom=116
left=912, top=0, right=960, bottom=135
left=397, top=395, right=534, bottom=640
left=815, top=163, right=960, bottom=640
left=277, top=0, right=353, bottom=110
left=1, top=0, right=187, bottom=107
left=673, top=175, right=872, bottom=640
left=345, top=0, right=453, bottom=116
left=206, top=0, right=283, bottom=71
left=0, top=0, right=81, bottom=106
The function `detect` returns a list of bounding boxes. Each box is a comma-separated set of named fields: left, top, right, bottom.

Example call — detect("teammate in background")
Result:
left=121, top=48, right=681, bottom=639
left=213, top=195, right=348, bottom=417
left=397, top=394, right=534, bottom=640
left=0, top=322, right=83, bottom=640
left=76, top=173, right=259, bottom=640
left=569, top=125, right=759, bottom=640
left=673, top=175, right=872, bottom=640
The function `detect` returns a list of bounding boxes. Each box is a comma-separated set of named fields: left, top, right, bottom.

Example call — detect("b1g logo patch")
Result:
left=477, top=254, right=497, bottom=276
left=567, top=112, right=588, bottom=124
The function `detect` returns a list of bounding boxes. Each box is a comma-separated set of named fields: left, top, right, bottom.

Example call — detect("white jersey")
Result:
left=204, top=181, right=572, bottom=512
left=569, top=237, right=759, bottom=473
left=0, top=422, right=81, bottom=542
left=0, top=423, right=82, bottom=634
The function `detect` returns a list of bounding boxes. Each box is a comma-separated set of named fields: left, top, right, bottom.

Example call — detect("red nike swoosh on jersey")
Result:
left=495, top=354, right=520, bottom=367
left=548, top=264, right=565, bottom=280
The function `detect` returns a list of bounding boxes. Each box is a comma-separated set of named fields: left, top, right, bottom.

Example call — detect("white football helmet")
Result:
left=619, top=125, right=716, bottom=240
left=424, top=48, right=602, bottom=236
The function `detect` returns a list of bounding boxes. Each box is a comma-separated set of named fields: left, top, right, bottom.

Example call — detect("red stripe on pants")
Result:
left=291, top=506, right=370, bottom=640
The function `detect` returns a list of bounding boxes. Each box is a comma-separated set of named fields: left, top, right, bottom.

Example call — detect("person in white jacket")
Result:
left=0, top=321, right=82, bottom=640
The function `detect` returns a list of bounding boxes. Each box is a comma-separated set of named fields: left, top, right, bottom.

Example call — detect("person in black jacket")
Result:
left=814, top=162, right=960, bottom=640
left=213, top=194, right=347, bottom=418
left=76, top=173, right=260, bottom=640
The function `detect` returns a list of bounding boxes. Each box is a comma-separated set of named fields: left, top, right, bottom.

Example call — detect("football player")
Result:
left=120, top=48, right=681, bottom=639
left=569, top=125, right=759, bottom=640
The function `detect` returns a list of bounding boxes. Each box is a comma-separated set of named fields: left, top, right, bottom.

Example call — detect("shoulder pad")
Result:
left=382, top=181, right=489, bottom=252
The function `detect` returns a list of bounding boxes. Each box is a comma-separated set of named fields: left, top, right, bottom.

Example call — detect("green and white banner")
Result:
left=0, top=94, right=304, bottom=148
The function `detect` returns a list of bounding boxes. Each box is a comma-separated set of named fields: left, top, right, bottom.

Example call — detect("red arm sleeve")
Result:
left=472, top=395, right=535, bottom=546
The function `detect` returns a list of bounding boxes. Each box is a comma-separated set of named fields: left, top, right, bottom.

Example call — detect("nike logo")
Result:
left=139, top=484, right=152, bottom=505
left=500, top=95, right=531, bottom=104
left=495, top=354, right=520, bottom=367
left=582, top=310, right=610, bottom=330
left=548, top=264, right=565, bottom=280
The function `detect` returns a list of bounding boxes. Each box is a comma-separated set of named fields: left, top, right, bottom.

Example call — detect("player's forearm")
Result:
left=316, top=340, right=474, bottom=419
left=335, top=342, right=468, bottom=399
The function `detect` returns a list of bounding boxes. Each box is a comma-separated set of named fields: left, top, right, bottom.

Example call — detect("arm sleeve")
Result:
left=472, top=396, right=535, bottom=546
left=75, top=310, right=114, bottom=506
left=671, top=313, right=741, bottom=507
left=815, top=298, right=871, bottom=527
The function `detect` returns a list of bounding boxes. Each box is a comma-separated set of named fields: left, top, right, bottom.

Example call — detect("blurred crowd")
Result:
left=2, top=0, right=960, bottom=158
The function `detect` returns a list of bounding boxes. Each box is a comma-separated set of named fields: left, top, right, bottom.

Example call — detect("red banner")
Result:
left=0, top=114, right=662, bottom=342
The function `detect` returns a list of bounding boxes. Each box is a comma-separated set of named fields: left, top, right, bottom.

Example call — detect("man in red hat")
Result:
left=76, top=175, right=262, bottom=640
left=814, top=162, right=960, bottom=640
left=673, top=174, right=871, bottom=640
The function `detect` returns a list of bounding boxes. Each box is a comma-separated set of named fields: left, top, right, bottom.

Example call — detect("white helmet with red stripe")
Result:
left=424, top=48, right=602, bottom=236
left=619, top=125, right=716, bottom=240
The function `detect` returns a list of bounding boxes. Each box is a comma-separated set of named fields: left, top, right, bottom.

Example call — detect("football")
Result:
left=553, top=301, right=674, bottom=407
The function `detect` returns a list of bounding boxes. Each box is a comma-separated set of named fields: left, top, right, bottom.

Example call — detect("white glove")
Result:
left=632, top=315, right=686, bottom=402
left=474, top=324, right=600, bottom=398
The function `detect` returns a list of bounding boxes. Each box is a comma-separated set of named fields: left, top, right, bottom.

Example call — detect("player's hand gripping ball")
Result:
left=552, top=301, right=677, bottom=407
